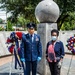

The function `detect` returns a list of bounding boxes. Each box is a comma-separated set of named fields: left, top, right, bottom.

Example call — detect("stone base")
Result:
left=37, top=23, right=57, bottom=75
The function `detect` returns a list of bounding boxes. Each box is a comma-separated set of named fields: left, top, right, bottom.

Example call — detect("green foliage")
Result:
left=6, top=20, right=14, bottom=31
left=0, top=26, right=4, bottom=31
left=54, top=0, right=75, bottom=12
left=54, top=0, right=75, bottom=30
left=60, top=12, right=75, bottom=30
left=17, top=15, right=30, bottom=30
left=0, top=18, right=3, bottom=24
left=0, top=0, right=40, bottom=23
left=0, top=0, right=75, bottom=30
left=17, top=15, right=26, bottom=27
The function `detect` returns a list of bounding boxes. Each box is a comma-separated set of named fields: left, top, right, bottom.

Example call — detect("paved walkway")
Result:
left=61, top=54, right=75, bottom=75
left=0, top=54, right=75, bottom=75
left=0, top=56, right=12, bottom=66
left=0, top=55, right=23, bottom=75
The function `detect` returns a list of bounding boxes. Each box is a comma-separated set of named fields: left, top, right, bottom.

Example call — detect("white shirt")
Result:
left=29, top=34, right=34, bottom=42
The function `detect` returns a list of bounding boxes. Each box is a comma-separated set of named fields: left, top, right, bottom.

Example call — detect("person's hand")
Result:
left=37, top=57, right=41, bottom=62
left=58, top=61, right=62, bottom=68
left=58, top=59, right=63, bottom=68
left=21, top=58, right=25, bottom=62
left=60, top=58, right=63, bottom=62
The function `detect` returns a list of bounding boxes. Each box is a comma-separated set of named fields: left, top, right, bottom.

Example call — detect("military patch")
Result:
left=36, top=37, right=39, bottom=41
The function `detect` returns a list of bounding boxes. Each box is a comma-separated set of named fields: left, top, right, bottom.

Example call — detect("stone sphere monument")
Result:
left=35, top=0, right=60, bottom=75
left=35, top=0, right=60, bottom=23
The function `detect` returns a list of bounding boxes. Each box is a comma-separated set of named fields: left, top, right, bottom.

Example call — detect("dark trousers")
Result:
left=25, top=61, right=37, bottom=75
left=48, top=62, right=60, bottom=75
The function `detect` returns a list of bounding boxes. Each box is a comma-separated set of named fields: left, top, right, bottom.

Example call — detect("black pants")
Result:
left=48, top=62, right=60, bottom=75
left=25, top=61, right=37, bottom=75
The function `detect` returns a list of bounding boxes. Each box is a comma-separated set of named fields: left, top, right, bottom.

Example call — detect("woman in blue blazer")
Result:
left=46, top=29, right=65, bottom=75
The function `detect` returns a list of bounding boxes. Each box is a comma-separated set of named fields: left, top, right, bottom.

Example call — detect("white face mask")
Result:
left=51, top=36, right=57, bottom=41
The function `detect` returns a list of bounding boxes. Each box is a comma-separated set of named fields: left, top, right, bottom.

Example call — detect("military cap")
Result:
left=26, top=22, right=36, bottom=29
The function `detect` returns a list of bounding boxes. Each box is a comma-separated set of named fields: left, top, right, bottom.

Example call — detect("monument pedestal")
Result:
left=37, top=23, right=57, bottom=75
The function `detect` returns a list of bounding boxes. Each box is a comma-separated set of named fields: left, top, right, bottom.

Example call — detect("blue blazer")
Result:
left=20, top=33, right=42, bottom=61
left=46, top=40, right=65, bottom=59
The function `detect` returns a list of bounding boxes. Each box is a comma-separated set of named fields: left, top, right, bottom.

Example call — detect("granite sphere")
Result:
left=35, top=0, right=60, bottom=23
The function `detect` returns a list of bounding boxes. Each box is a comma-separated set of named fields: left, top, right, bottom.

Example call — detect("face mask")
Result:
left=51, top=36, right=57, bottom=41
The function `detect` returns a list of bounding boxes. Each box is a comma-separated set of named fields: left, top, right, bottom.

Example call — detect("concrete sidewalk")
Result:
left=61, top=54, right=75, bottom=75
left=0, top=54, right=75, bottom=75
left=0, top=55, right=23, bottom=75
left=0, top=56, right=12, bottom=66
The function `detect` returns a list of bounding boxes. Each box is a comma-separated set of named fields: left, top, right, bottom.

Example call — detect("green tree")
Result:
left=6, top=20, right=14, bottom=31
left=54, top=0, right=75, bottom=30
left=0, top=0, right=75, bottom=30
left=0, top=0, right=40, bottom=23
left=17, top=15, right=30, bottom=30
left=61, top=12, right=75, bottom=30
